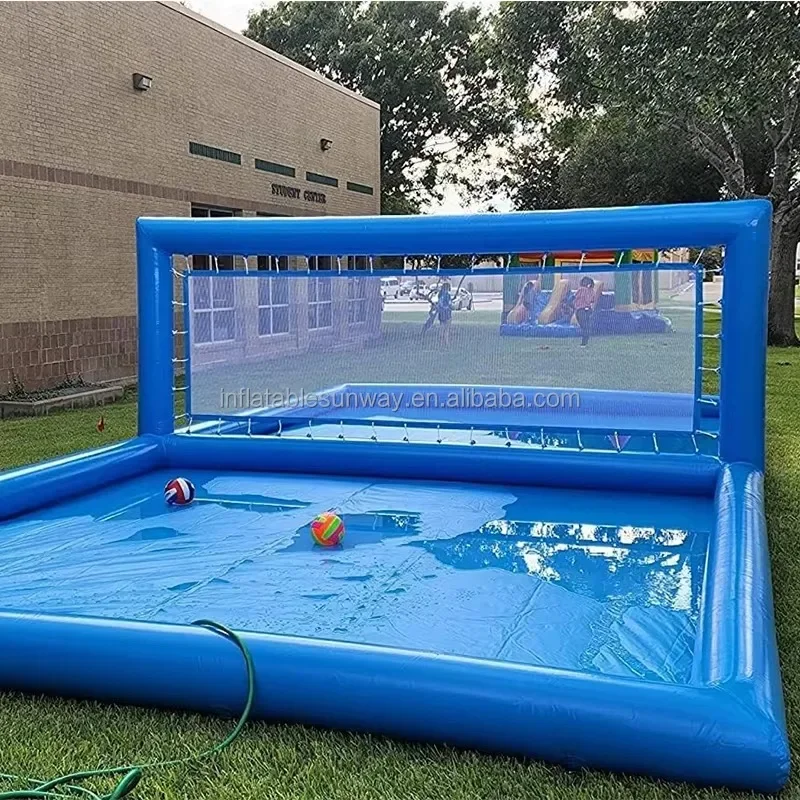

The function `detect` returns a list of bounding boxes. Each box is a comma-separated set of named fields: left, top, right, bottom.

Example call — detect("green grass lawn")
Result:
left=0, top=326, right=797, bottom=800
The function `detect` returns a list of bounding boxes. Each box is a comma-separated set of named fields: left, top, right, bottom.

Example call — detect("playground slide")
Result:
left=507, top=303, right=527, bottom=324
left=507, top=278, right=541, bottom=324
left=538, top=279, right=570, bottom=324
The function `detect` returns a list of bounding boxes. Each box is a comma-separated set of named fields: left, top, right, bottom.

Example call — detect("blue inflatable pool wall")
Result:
left=0, top=201, right=789, bottom=791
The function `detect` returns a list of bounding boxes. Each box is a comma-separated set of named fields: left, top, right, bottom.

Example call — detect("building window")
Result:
left=346, top=181, right=374, bottom=196
left=189, top=141, right=241, bottom=165
left=308, top=256, right=333, bottom=271
left=255, top=159, right=295, bottom=177
left=190, top=205, right=241, bottom=271
left=308, top=278, right=332, bottom=330
left=192, top=277, right=236, bottom=344
left=306, top=171, right=339, bottom=188
left=348, top=278, right=367, bottom=324
left=258, top=278, right=290, bottom=337
left=190, top=205, right=240, bottom=342
left=257, top=255, right=289, bottom=271
left=191, top=205, right=240, bottom=218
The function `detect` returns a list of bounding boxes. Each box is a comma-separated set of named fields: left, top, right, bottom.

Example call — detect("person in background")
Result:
left=573, top=276, right=596, bottom=347
left=520, top=280, right=539, bottom=323
left=437, top=279, right=453, bottom=345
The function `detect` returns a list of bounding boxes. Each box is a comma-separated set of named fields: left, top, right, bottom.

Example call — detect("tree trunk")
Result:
left=767, top=219, right=799, bottom=346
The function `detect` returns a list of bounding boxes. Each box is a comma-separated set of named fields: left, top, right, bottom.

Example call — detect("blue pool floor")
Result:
left=0, top=469, right=713, bottom=684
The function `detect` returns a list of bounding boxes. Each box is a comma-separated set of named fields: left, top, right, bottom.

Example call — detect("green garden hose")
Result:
left=0, top=619, right=256, bottom=800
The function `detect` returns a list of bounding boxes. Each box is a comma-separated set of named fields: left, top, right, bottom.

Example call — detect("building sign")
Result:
left=272, top=183, right=326, bottom=204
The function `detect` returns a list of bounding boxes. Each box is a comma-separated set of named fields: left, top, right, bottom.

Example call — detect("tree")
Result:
left=559, top=113, right=723, bottom=208
left=246, top=2, right=511, bottom=214
left=497, top=2, right=800, bottom=345
left=498, top=112, right=723, bottom=211
left=497, top=139, right=563, bottom=211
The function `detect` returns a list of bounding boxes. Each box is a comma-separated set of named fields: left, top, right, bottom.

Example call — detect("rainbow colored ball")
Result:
left=164, top=477, right=195, bottom=506
left=310, top=512, right=345, bottom=547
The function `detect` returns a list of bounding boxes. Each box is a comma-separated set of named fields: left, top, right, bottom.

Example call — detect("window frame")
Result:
left=257, top=276, right=291, bottom=338
left=190, top=205, right=242, bottom=272
left=308, top=277, right=333, bottom=331
left=255, top=213, right=290, bottom=273
left=191, top=277, right=237, bottom=345
left=190, top=205, right=242, bottom=344
left=347, top=277, right=368, bottom=325
left=189, top=142, right=241, bottom=165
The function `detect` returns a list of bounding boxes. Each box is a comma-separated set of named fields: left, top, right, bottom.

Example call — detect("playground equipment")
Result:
left=0, top=201, right=788, bottom=792
left=501, top=249, right=677, bottom=337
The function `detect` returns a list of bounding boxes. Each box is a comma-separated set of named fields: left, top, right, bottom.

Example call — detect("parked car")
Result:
left=409, top=282, right=430, bottom=300
left=424, top=281, right=473, bottom=311
left=453, top=286, right=473, bottom=311
left=399, top=279, right=416, bottom=296
left=380, top=277, right=401, bottom=299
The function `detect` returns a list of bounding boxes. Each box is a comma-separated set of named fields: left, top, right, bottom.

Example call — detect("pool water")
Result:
left=0, top=469, right=712, bottom=683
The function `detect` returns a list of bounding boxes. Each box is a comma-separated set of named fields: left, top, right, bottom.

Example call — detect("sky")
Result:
left=186, top=0, right=499, bottom=34
left=185, top=0, right=261, bottom=33
left=181, top=0, right=504, bottom=213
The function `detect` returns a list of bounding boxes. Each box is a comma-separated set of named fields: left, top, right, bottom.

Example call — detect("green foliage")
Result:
left=495, top=2, right=592, bottom=110
left=500, top=112, right=722, bottom=211
left=246, top=2, right=511, bottom=214
left=496, top=141, right=562, bottom=211
left=559, top=114, right=722, bottom=208
left=568, top=4, right=800, bottom=132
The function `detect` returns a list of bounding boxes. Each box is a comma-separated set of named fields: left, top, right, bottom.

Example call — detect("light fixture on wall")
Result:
left=132, top=73, right=153, bottom=91
left=320, top=138, right=333, bottom=152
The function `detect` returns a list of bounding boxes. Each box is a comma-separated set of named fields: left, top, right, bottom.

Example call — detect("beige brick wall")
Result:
left=0, top=179, right=183, bottom=322
left=0, top=2, right=380, bottom=211
left=0, top=1, right=380, bottom=390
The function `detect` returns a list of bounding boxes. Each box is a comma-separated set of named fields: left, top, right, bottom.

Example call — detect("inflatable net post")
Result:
left=136, top=201, right=770, bottom=469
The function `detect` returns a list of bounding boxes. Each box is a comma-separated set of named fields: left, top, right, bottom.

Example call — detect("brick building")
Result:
left=0, top=1, right=381, bottom=392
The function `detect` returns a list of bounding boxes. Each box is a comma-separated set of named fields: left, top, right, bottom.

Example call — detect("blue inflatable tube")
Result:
left=0, top=588, right=786, bottom=792
left=164, top=433, right=720, bottom=496
left=499, top=311, right=673, bottom=338
left=0, top=437, right=163, bottom=521
left=695, top=467, right=787, bottom=702
left=136, top=200, right=771, bottom=256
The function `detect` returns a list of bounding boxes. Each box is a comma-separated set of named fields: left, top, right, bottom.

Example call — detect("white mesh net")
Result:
left=185, top=269, right=697, bottom=434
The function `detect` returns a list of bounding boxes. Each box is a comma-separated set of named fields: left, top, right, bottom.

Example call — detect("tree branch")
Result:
left=771, top=81, right=800, bottom=199
left=764, top=113, right=780, bottom=146
left=683, top=118, right=748, bottom=197
left=776, top=79, right=800, bottom=152
left=784, top=186, right=800, bottom=235
left=720, top=116, right=747, bottom=194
